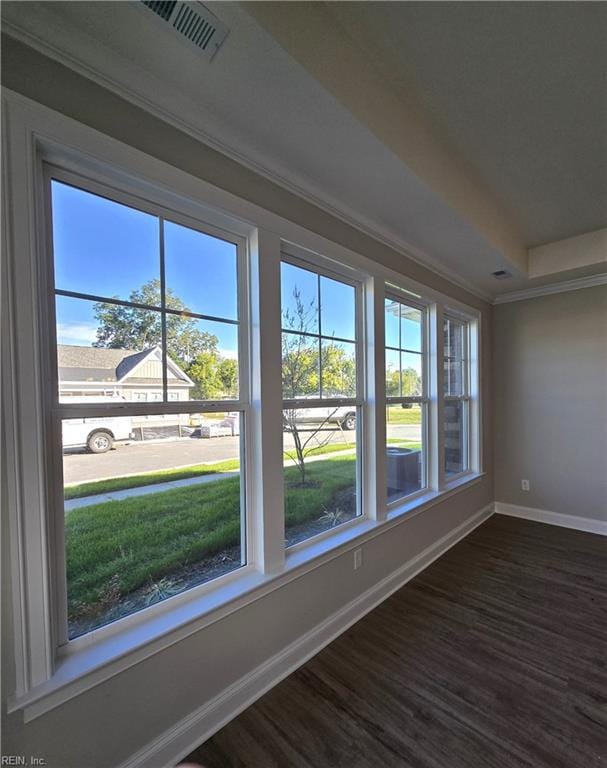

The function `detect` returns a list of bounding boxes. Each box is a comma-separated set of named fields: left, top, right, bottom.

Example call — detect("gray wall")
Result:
left=2, top=37, right=493, bottom=768
left=494, top=285, right=607, bottom=520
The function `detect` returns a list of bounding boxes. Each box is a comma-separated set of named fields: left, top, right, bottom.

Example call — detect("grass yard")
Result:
left=386, top=405, right=423, bottom=425
left=387, top=440, right=421, bottom=450
left=64, top=458, right=241, bottom=500
left=64, top=441, right=358, bottom=500
left=66, top=455, right=357, bottom=621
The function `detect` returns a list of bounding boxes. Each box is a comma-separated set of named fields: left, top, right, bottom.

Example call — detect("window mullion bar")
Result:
left=54, top=400, right=247, bottom=419
left=317, top=273, right=323, bottom=399
left=54, top=289, right=161, bottom=313
left=468, top=318, right=481, bottom=474
left=428, top=303, right=445, bottom=491
left=249, top=229, right=285, bottom=574
left=159, top=217, right=168, bottom=401
left=282, top=397, right=359, bottom=409
left=55, top=289, right=239, bottom=327
left=366, top=275, right=386, bottom=521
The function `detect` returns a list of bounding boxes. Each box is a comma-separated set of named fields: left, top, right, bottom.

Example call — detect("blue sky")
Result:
left=52, top=182, right=364, bottom=360
left=52, top=180, right=239, bottom=356
left=385, top=299, right=422, bottom=352
left=280, top=261, right=356, bottom=341
left=385, top=300, right=422, bottom=395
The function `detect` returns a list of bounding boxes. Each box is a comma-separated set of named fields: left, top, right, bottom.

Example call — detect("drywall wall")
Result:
left=494, top=285, right=607, bottom=521
left=1, top=34, right=488, bottom=313
left=246, top=2, right=528, bottom=275
left=528, top=228, right=607, bottom=278
left=1, top=37, right=493, bottom=768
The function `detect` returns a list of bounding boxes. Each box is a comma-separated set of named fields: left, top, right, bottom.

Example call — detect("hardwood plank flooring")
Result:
left=187, top=515, right=607, bottom=768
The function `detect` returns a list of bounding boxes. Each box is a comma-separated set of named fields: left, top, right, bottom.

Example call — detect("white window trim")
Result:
left=40, top=159, right=253, bottom=649
left=280, top=248, right=366, bottom=538
left=442, top=308, right=482, bottom=485
left=2, top=89, right=483, bottom=722
left=384, top=291, right=431, bottom=506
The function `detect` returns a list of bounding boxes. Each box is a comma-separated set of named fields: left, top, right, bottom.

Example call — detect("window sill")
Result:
left=9, top=471, right=485, bottom=723
left=386, top=472, right=485, bottom=522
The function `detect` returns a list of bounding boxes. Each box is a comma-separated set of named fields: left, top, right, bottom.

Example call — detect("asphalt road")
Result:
left=63, top=423, right=420, bottom=485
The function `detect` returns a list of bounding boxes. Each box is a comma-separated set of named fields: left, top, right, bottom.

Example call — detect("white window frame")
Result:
left=40, top=164, right=253, bottom=651
left=280, top=249, right=366, bottom=546
left=443, top=310, right=478, bottom=483
left=2, top=91, right=483, bottom=722
left=384, top=291, right=430, bottom=506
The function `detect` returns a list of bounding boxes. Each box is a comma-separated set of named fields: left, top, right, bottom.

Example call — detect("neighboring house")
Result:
left=58, top=345, right=194, bottom=430
left=58, top=344, right=194, bottom=401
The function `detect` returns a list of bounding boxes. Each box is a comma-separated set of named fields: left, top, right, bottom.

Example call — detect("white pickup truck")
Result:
left=61, top=397, right=133, bottom=453
left=286, top=404, right=357, bottom=431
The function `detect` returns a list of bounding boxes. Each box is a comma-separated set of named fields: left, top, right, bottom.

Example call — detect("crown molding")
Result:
left=493, top=273, right=607, bottom=305
left=2, top=21, right=493, bottom=304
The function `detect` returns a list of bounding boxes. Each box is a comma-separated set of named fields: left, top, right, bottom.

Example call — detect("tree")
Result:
left=93, top=280, right=217, bottom=364
left=385, top=364, right=421, bottom=398
left=217, top=358, right=238, bottom=399
left=386, top=366, right=400, bottom=397
left=282, top=335, right=319, bottom=399
left=321, top=342, right=356, bottom=397
left=282, top=286, right=354, bottom=485
left=281, top=289, right=356, bottom=399
left=186, top=351, right=224, bottom=400
left=185, top=353, right=239, bottom=400
left=402, top=366, right=421, bottom=397
left=281, top=287, right=319, bottom=399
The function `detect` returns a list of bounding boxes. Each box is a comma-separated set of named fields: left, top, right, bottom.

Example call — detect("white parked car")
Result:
left=61, top=396, right=133, bottom=453
left=285, top=404, right=357, bottom=431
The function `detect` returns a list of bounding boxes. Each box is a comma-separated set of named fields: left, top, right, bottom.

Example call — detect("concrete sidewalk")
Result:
left=64, top=446, right=362, bottom=512
left=64, top=471, right=239, bottom=511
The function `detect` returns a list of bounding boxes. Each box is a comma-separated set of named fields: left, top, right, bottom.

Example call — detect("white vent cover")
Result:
left=141, top=1, right=229, bottom=60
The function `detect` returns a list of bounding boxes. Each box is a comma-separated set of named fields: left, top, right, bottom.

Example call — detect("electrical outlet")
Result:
left=353, top=548, right=363, bottom=570
left=521, top=479, right=530, bottom=492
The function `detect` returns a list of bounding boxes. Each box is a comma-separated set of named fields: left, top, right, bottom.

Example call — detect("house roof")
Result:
left=57, top=345, right=193, bottom=387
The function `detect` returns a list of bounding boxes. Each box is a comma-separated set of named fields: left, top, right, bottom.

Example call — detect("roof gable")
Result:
left=57, top=345, right=194, bottom=387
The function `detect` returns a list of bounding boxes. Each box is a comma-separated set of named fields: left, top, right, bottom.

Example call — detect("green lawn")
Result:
left=64, top=458, right=241, bottom=500
left=386, top=405, right=423, bottom=425
left=66, top=455, right=357, bottom=619
left=64, top=441, right=358, bottom=500
left=387, top=440, right=421, bottom=450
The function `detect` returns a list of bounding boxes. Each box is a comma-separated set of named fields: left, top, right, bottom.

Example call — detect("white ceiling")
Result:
left=326, top=1, right=607, bottom=248
left=2, top=1, right=605, bottom=300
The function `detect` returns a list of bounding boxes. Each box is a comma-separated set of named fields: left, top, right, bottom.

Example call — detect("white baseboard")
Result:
left=120, top=503, right=494, bottom=768
left=495, top=502, right=607, bottom=536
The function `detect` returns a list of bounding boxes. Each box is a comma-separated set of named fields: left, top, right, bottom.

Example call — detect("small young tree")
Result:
left=282, top=287, right=353, bottom=485
left=283, top=404, right=339, bottom=486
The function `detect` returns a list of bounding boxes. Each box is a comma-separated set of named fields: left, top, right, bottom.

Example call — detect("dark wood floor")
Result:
left=187, top=515, right=607, bottom=768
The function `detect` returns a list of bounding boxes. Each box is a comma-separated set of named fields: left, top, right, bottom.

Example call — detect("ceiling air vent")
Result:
left=491, top=269, right=513, bottom=280
left=141, top=1, right=229, bottom=60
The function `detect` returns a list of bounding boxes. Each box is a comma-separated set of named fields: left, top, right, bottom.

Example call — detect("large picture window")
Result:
left=48, top=171, right=248, bottom=640
left=280, top=259, right=361, bottom=546
left=2, top=106, right=484, bottom=701
left=384, top=297, right=427, bottom=503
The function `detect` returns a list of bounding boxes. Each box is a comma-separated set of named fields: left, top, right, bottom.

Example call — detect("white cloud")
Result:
left=56, top=323, right=98, bottom=346
left=218, top=348, right=238, bottom=360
